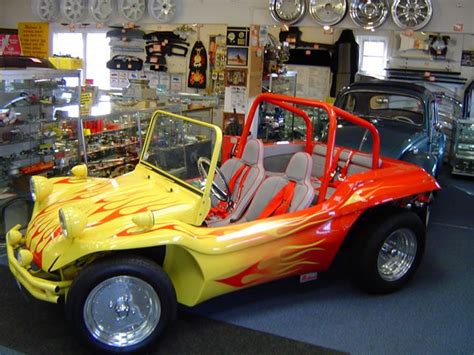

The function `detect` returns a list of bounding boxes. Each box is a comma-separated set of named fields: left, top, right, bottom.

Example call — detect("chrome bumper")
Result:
left=6, top=225, right=71, bottom=303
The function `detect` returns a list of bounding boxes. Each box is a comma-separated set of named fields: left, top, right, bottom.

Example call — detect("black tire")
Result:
left=65, top=255, right=177, bottom=353
left=352, top=211, right=425, bottom=294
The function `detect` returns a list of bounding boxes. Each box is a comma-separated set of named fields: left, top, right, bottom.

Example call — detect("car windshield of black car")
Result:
left=341, top=92, right=425, bottom=127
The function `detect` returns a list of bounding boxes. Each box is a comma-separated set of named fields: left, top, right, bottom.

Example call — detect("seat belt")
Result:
left=257, top=180, right=296, bottom=219
left=228, top=163, right=250, bottom=195
left=207, top=163, right=251, bottom=220
left=338, top=150, right=354, bottom=181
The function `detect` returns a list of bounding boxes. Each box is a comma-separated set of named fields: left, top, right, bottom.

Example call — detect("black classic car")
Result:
left=334, top=80, right=447, bottom=177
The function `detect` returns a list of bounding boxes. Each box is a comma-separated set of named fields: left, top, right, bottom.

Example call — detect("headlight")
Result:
left=71, top=164, right=88, bottom=178
left=30, top=176, right=53, bottom=203
left=58, top=206, right=87, bottom=239
left=17, top=249, right=33, bottom=268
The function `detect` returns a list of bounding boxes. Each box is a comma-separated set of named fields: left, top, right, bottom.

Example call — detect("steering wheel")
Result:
left=197, top=157, right=232, bottom=203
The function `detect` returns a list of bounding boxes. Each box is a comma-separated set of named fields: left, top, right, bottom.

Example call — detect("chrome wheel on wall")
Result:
left=349, top=0, right=389, bottom=30
left=392, top=0, right=432, bottom=30
left=66, top=255, right=177, bottom=353
left=118, top=0, right=147, bottom=22
left=89, top=0, right=115, bottom=23
left=148, top=0, right=179, bottom=23
left=269, top=0, right=307, bottom=25
left=60, top=0, right=87, bottom=22
left=309, top=0, right=347, bottom=26
left=33, top=0, right=59, bottom=21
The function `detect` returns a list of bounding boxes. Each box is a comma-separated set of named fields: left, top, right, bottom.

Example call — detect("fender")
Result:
left=400, top=151, right=439, bottom=177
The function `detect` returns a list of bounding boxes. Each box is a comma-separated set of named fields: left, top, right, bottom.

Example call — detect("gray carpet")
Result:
left=0, top=267, right=340, bottom=355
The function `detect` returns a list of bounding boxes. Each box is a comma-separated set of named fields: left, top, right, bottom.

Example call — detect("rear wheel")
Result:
left=352, top=211, right=425, bottom=294
left=66, top=255, right=176, bottom=353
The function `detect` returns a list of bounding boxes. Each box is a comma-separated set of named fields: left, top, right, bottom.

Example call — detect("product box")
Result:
left=49, top=56, right=83, bottom=69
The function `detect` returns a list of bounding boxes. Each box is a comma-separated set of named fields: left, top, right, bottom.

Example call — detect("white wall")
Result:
left=0, top=1, right=5, bottom=27
left=1, top=0, right=472, bottom=86
left=0, top=0, right=472, bottom=34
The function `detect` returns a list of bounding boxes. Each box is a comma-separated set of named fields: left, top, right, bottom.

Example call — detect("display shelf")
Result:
left=0, top=68, right=81, bottom=192
left=72, top=101, right=180, bottom=178
left=451, top=119, right=474, bottom=176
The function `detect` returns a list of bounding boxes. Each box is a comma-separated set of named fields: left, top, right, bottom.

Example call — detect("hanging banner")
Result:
left=18, top=22, right=49, bottom=58
left=0, top=29, right=22, bottom=55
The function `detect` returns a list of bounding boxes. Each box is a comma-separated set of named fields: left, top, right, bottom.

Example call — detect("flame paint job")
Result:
left=9, top=95, right=440, bottom=307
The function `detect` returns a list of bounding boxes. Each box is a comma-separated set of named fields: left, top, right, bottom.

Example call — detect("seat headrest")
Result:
left=241, top=139, right=264, bottom=166
left=285, top=152, right=312, bottom=183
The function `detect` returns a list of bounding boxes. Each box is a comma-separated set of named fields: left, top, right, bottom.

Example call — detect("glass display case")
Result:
left=258, top=71, right=300, bottom=142
left=0, top=69, right=81, bottom=192
left=451, top=81, right=474, bottom=176
left=452, top=120, right=474, bottom=176
left=73, top=101, right=179, bottom=178
left=159, top=92, right=220, bottom=125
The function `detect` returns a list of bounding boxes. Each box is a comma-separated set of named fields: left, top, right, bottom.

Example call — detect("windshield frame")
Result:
left=139, top=110, right=222, bottom=198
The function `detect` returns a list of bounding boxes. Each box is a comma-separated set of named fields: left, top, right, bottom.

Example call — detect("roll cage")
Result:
left=237, top=93, right=381, bottom=204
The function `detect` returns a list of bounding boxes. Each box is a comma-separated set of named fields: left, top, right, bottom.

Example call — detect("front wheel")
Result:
left=65, top=255, right=177, bottom=353
left=352, top=211, right=425, bottom=294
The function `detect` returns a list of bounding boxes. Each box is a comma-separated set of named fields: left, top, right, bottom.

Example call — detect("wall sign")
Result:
left=226, top=27, right=249, bottom=47
left=0, top=30, right=21, bottom=56
left=18, top=22, right=49, bottom=58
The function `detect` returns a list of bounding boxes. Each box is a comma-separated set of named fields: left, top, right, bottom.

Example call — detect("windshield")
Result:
left=141, top=112, right=218, bottom=189
left=340, top=92, right=425, bottom=127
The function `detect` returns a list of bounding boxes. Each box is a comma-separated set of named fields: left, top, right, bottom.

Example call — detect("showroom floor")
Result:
left=0, top=169, right=473, bottom=354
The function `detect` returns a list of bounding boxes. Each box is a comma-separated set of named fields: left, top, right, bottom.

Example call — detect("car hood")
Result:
left=26, top=167, right=201, bottom=269
left=335, top=120, right=425, bottom=158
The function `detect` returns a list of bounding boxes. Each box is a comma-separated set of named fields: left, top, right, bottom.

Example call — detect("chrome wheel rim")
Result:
left=89, top=0, right=114, bottom=23
left=377, top=228, right=417, bottom=282
left=61, top=0, right=87, bottom=22
left=391, top=0, right=432, bottom=30
left=149, top=0, right=178, bottom=23
left=269, top=0, right=307, bottom=25
left=33, top=0, right=59, bottom=21
left=350, top=0, right=389, bottom=30
left=84, top=276, right=161, bottom=348
left=118, top=0, right=146, bottom=22
left=309, top=0, right=347, bottom=26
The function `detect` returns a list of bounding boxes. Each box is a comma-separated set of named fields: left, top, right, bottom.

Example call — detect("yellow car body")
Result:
left=5, top=94, right=440, bottom=353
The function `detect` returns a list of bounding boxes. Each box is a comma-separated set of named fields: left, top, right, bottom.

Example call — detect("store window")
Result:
left=357, top=36, right=387, bottom=77
left=52, top=28, right=110, bottom=88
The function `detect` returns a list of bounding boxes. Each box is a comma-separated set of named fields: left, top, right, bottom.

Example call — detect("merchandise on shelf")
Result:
left=0, top=69, right=81, bottom=192
left=452, top=120, right=474, bottom=176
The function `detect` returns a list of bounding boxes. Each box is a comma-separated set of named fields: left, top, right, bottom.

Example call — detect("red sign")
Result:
left=0, top=33, right=22, bottom=55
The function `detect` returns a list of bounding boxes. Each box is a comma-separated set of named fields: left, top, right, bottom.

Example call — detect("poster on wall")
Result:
left=0, top=29, right=21, bottom=56
left=226, top=27, right=249, bottom=47
left=18, top=22, right=49, bottom=58
left=286, top=64, right=331, bottom=101
left=224, top=86, right=246, bottom=114
left=226, top=47, right=248, bottom=66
